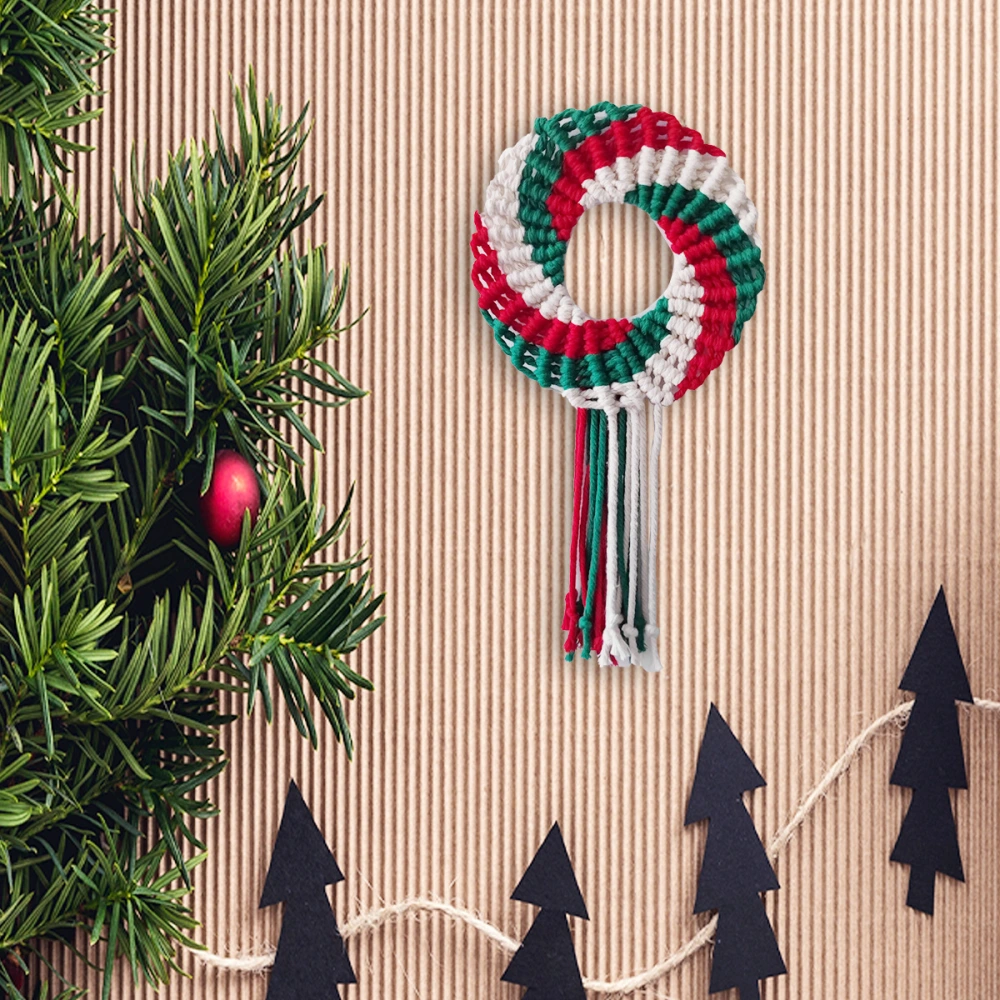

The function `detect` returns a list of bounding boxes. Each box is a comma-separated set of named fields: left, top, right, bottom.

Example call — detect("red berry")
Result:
left=198, top=449, right=261, bottom=548
left=2, top=953, right=25, bottom=996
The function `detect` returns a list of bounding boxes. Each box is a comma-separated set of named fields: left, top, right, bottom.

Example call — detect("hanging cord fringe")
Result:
left=563, top=402, right=662, bottom=669
left=623, top=406, right=645, bottom=664
left=591, top=492, right=607, bottom=654
left=634, top=405, right=662, bottom=672
left=578, top=411, right=606, bottom=658
left=599, top=407, right=631, bottom=667
left=562, top=409, right=589, bottom=656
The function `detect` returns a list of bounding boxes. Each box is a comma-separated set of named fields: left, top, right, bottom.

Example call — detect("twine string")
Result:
left=192, top=697, right=1000, bottom=994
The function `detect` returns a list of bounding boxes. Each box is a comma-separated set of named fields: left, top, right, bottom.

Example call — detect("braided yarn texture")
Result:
left=470, top=103, right=764, bottom=408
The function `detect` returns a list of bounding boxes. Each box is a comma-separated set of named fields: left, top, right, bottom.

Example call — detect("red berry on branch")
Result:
left=198, top=449, right=261, bottom=549
left=2, top=952, right=25, bottom=997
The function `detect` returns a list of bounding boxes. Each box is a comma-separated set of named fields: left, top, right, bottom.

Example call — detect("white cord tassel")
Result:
left=623, top=406, right=643, bottom=663
left=599, top=408, right=631, bottom=668
left=634, top=404, right=663, bottom=672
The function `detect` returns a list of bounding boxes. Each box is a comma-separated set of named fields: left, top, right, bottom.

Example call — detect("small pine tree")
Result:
left=890, top=587, right=973, bottom=914
left=259, top=781, right=356, bottom=999
left=502, top=824, right=588, bottom=1000
left=685, top=705, right=786, bottom=1000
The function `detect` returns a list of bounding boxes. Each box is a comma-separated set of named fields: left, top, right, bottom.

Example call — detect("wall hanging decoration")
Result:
left=685, top=705, right=785, bottom=1000
left=259, top=781, right=356, bottom=999
left=889, top=587, right=973, bottom=914
left=470, top=103, right=764, bottom=669
left=0, top=4, right=383, bottom=996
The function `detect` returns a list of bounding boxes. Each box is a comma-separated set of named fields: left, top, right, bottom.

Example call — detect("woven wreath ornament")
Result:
left=471, top=103, right=764, bottom=669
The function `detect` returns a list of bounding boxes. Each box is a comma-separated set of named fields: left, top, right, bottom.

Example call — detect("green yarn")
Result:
left=481, top=311, right=652, bottom=390
left=623, top=182, right=764, bottom=305
left=519, top=104, right=644, bottom=286
left=535, top=102, right=644, bottom=153
left=585, top=408, right=599, bottom=548
left=616, top=411, right=647, bottom=652
left=579, top=408, right=599, bottom=654
left=616, top=410, right=628, bottom=617
left=634, top=544, right=647, bottom=653
left=517, top=131, right=567, bottom=286
left=579, top=409, right=607, bottom=658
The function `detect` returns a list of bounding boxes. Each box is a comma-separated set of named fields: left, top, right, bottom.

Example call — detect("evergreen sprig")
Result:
left=0, top=6, right=383, bottom=998
left=120, top=73, right=363, bottom=482
left=0, top=0, right=111, bottom=214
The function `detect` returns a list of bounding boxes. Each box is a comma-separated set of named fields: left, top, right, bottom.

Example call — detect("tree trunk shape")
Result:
left=707, top=898, right=787, bottom=994
left=905, top=863, right=938, bottom=915
left=267, top=890, right=355, bottom=1000
left=890, top=781, right=965, bottom=916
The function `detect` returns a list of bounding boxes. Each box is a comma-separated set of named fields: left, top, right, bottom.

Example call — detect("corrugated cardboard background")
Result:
left=55, top=1, right=1000, bottom=997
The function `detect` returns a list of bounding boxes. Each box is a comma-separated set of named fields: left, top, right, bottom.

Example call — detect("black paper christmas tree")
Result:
left=260, top=780, right=356, bottom=999
left=890, top=587, right=973, bottom=914
left=685, top=705, right=786, bottom=1000
left=502, top=823, right=589, bottom=1000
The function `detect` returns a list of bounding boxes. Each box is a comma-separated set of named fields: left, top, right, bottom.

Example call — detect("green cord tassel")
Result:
left=579, top=410, right=606, bottom=657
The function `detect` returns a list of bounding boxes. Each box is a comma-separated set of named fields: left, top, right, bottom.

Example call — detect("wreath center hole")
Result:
left=563, top=201, right=677, bottom=320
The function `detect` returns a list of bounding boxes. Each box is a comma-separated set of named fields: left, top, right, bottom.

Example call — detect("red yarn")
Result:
left=472, top=214, right=635, bottom=357
left=562, top=409, right=589, bottom=653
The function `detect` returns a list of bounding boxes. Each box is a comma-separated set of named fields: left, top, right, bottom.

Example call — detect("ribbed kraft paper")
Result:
left=49, top=1, right=1000, bottom=997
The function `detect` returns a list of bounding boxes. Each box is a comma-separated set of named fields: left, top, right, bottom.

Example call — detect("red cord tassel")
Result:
left=562, top=409, right=589, bottom=655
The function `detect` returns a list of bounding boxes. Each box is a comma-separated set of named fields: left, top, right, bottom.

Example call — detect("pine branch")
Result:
left=0, top=43, right=384, bottom=999
left=120, top=72, right=363, bottom=480
left=0, top=0, right=111, bottom=217
left=192, top=469, right=384, bottom=755
left=0, top=194, right=132, bottom=404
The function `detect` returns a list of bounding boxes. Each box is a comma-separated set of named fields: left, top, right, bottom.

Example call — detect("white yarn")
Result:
left=623, top=407, right=643, bottom=664
left=191, top=697, right=1000, bottom=993
left=637, top=412, right=649, bottom=630
left=599, top=408, right=631, bottom=668
left=561, top=382, right=647, bottom=411
left=633, top=406, right=663, bottom=672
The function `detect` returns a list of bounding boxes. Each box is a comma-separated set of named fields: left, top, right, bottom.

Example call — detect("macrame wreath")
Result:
left=471, top=103, right=765, bottom=669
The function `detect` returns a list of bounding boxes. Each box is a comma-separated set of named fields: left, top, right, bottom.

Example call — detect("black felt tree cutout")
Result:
left=890, top=586, right=973, bottom=915
left=259, top=780, right=357, bottom=999
left=685, top=705, right=786, bottom=1000
left=502, top=823, right=589, bottom=1000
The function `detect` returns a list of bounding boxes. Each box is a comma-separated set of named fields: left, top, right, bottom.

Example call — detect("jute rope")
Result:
left=192, top=697, right=1000, bottom=994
